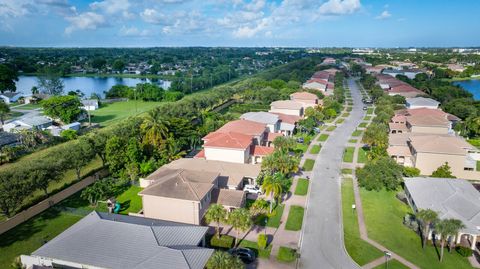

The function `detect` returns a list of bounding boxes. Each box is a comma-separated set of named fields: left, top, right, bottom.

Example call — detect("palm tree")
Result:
left=445, top=219, right=465, bottom=253
left=141, top=108, right=169, bottom=147
left=262, top=150, right=299, bottom=175
left=205, top=204, right=227, bottom=239
left=206, top=251, right=244, bottom=269
left=416, top=209, right=438, bottom=249
left=272, top=136, right=296, bottom=152
left=435, top=218, right=465, bottom=262
left=164, top=136, right=186, bottom=162
left=227, top=208, right=253, bottom=247
left=262, top=174, right=283, bottom=213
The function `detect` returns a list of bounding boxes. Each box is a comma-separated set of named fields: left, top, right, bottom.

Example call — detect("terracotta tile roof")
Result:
left=270, top=100, right=303, bottom=110
left=409, top=135, right=474, bottom=155
left=290, top=91, right=318, bottom=100
left=396, top=108, right=460, bottom=122
left=406, top=114, right=450, bottom=127
left=203, top=132, right=253, bottom=149
left=250, top=145, right=275, bottom=156
left=270, top=112, right=301, bottom=124
left=387, top=145, right=412, bottom=157
left=391, top=115, right=407, bottom=123
left=322, top=68, right=339, bottom=75
left=305, top=78, right=328, bottom=85
left=266, top=132, right=283, bottom=142
left=211, top=189, right=245, bottom=208
left=194, top=149, right=205, bottom=159
left=390, top=84, right=423, bottom=94
left=215, top=119, right=267, bottom=136
left=388, top=122, right=408, bottom=131
left=311, top=71, right=331, bottom=80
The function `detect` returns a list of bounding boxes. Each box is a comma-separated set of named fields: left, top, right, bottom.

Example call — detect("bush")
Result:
left=403, top=214, right=419, bottom=232
left=456, top=246, right=473, bottom=257
left=258, top=234, right=268, bottom=249
left=395, top=192, right=407, bottom=203
left=210, top=235, right=234, bottom=249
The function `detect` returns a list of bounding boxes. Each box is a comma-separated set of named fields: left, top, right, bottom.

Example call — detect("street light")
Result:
left=384, top=251, right=391, bottom=269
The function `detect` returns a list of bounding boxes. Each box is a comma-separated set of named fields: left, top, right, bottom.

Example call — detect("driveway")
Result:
left=298, top=78, right=365, bottom=269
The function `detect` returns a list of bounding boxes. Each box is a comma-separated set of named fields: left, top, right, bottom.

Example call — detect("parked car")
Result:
left=363, top=106, right=368, bottom=110
left=243, top=184, right=262, bottom=195
left=297, top=137, right=304, bottom=143
left=314, top=127, right=321, bottom=133
left=228, top=248, right=256, bottom=264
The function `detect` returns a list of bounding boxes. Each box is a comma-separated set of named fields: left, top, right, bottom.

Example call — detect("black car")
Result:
left=228, top=248, right=256, bottom=264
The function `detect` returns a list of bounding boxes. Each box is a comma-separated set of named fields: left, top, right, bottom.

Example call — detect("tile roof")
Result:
left=32, top=211, right=212, bottom=269
left=312, top=71, right=331, bottom=79
left=290, top=92, right=318, bottom=100
left=270, top=112, right=301, bottom=124
left=406, top=97, right=440, bottom=108
left=266, top=132, right=283, bottom=142
left=250, top=145, right=275, bottom=156
left=397, top=108, right=460, bottom=122
left=406, top=114, right=450, bottom=127
left=409, top=135, right=474, bottom=155
left=305, top=78, right=328, bottom=85
left=215, top=119, right=267, bottom=136
left=390, top=84, right=423, bottom=94
left=387, top=145, right=412, bottom=157
left=140, top=168, right=218, bottom=201
left=270, top=100, right=303, bottom=110
left=203, top=132, right=253, bottom=149
left=388, top=122, right=409, bottom=131
left=211, top=189, right=245, bottom=208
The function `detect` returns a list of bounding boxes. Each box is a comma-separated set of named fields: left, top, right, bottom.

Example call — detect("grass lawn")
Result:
left=318, top=134, right=329, bottom=142
left=336, top=118, right=345, bottom=124
left=343, top=147, right=355, bottom=163
left=367, top=108, right=374, bottom=114
left=115, top=185, right=143, bottom=214
left=303, top=159, right=315, bottom=171
left=468, top=139, right=480, bottom=149
left=373, top=259, right=410, bottom=269
left=294, top=178, right=309, bottom=196
left=238, top=239, right=273, bottom=259
left=295, top=143, right=309, bottom=154
left=363, top=116, right=371, bottom=121
left=285, top=206, right=304, bottom=231
left=15, top=103, right=42, bottom=110
left=352, top=130, right=363, bottom=137
left=347, top=107, right=353, bottom=112
left=90, top=100, right=163, bottom=126
left=342, top=179, right=383, bottom=265
left=342, top=113, right=350, bottom=117
left=358, top=122, right=368, bottom=128
left=361, top=188, right=472, bottom=269
left=477, top=161, right=480, bottom=171
left=326, top=126, right=336, bottom=132
left=357, top=147, right=368, bottom=164
left=348, top=139, right=357, bottom=143
left=277, top=246, right=297, bottom=263
left=265, top=204, right=284, bottom=228
left=309, top=144, right=321, bottom=154
left=341, top=168, right=353, bottom=175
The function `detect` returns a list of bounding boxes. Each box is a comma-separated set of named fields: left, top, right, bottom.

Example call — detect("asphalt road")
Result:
left=298, top=78, right=365, bottom=269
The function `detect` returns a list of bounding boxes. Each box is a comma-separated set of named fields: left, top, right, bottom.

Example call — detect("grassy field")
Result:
left=341, top=168, right=353, bottom=175
left=326, top=126, right=337, bottom=132
left=373, top=259, right=410, bottom=269
left=14, top=103, right=42, bottom=110
left=357, top=147, right=368, bottom=164
left=309, top=144, right=321, bottom=154
left=318, top=134, right=329, bottom=142
left=295, top=143, right=309, bottom=154
left=302, top=159, right=315, bottom=171
left=343, top=147, right=355, bottom=163
left=358, top=122, right=368, bottom=128
left=277, top=246, right=297, bottom=263
left=90, top=100, right=164, bottom=126
left=266, top=204, right=284, bottom=228
left=367, top=108, right=374, bottom=114
left=352, top=130, right=363, bottom=137
left=363, top=116, right=371, bottom=121
left=361, top=187, right=472, bottom=269
left=238, top=239, right=273, bottom=259
left=342, top=179, right=383, bottom=265
left=347, top=107, right=353, bottom=112
left=348, top=139, right=357, bottom=143
left=336, top=118, right=345, bottom=124
left=468, top=139, right=480, bottom=149
left=342, top=113, right=350, bottom=117
left=114, top=185, right=143, bottom=214
left=285, top=206, right=304, bottom=231
left=294, top=178, right=309, bottom=196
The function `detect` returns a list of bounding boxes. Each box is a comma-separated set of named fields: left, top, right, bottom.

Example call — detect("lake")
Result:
left=15, top=75, right=172, bottom=98
left=453, top=79, right=480, bottom=100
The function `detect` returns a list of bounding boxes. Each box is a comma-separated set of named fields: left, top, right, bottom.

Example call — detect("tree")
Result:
left=357, top=157, right=403, bottom=191
left=403, top=167, right=421, bottom=177
left=67, top=140, right=95, bottom=180
left=83, top=132, right=108, bottom=167
left=362, top=123, right=388, bottom=148
left=80, top=178, right=115, bottom=206
left=416, top=209, right=438, bottom=249
left=0, top=64, right=18, bottom=93
left=141, top=109, right=169, bottom=147
left=112, top=59, right=125, bottom=72
left=60, top=129, right=77, bottom=140
left=205, top=204, right=227, bottom=239
left=435, top=219, right=465, bottom=262
left=227, top=208, right=253, bottom=247
left=206, top=251, right=244, bottom=269
left=431, top=162, right=456, bottom=178
left=272, top=136, right=296, bottom=152
left=37, top=74, right=64, bottom=95
left=0, top=101, right=10, bottom=124
left=41, top=95, right=83, bottom=123
left=249, top=198, right=269, bottom=217
left=31, top=86, right=39, bottom=95
left=91, top=57, right=107, bottom=69
left=262, top=150, right=299, bottom=175
left=262, top=174, right=283, bottom=213
left=0, top=170, right=29, bottom=217
left=105, top=136, right=127, bottom=176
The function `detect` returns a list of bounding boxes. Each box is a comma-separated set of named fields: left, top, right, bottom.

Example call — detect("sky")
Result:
left=0, top=0, right=479, bottom=47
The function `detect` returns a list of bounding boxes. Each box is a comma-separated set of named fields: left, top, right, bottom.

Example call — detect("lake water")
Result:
left=453, top=79, right=480, bottom=100
left=15, top=75, right=172, bottom=98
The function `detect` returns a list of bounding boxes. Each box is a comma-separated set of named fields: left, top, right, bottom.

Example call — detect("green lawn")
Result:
left=90, top=100, right=164, bottom=126
left=115, top=185, right=143, bottom=214
left=358, top=122, right=368, bottom=128
left=357, top=147, right=368, bottom=164
left=336, top=118, right=345, bottom=124
left=238, top=239, right=273, bottom=259
left=352, top=130, right=363, bottom=137
left=318, top=134, right=329, bottom=142
left=341, top=168, right=353, bottom=175
left=343, top=147, right=355, bottom=163
left=285, top=206, right=304, bottom=231
left=295, top=143, right=309, bottom=154
left=252, top=203, right=285, bottom=228
left=373, top=259, right=410, bottom=269
left=477, top=161, right=480, bottom=171
left=361, top=188, right=472, bottom=269
left=468, top=139, right=480, bottom=149
left=342, top=179, right=383, bottom=265
left=303, top=159, right=315, bottom=171
left=348, top=139, right=357, bottom=143
left=363, top=116, right=372, bottom=121
left=367, top=108, right=374, bottom=114
left=294, top=178, right=309, bottom=196
left=309, top=144, right=321, bottom=154
left=14, top=103, right=42, bottom=110
left=347, top=107, right=353, bottom=112
left=277, top=246, right=297, bottom=263
left=326, top=126, right=336, bottom=132
left=342, top=113, right=350, bottom=117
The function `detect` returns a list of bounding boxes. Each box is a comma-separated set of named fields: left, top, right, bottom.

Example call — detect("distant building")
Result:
left=405, top=97, right=440, bottom=109
left=290, top=92, right=320, bottom=109
left=269, top=100, right=304, bottom=116
left=81, top=99, right=99, bottom=111
left=3, top=116, right=52, bottom=133
left=0, top=92, right=23, bottom=104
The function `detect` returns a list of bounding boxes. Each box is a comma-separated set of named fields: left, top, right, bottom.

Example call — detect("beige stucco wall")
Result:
left=414, top=152, right=467, bottom=177
left=269, top=108, right=302, bottom=116
left=303, top=82, right=326, bottom=91
left=142, top=195, right=202, bottom=224
left=204, top=147, right=249, bottom=163
left=410, top=125, right=449, bottom=134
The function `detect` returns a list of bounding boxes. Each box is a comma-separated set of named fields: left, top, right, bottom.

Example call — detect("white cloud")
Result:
left=318, top=0, right=361, bottom=15
left=119, top=26, right=150, bottom=36
left=233, top=17, right=268, bottom=38
left=376, top=10, right=391, bottom=20
left=140, top=8, right=168, bottom=25
left=244, top=0, right=265, bottom=12
left=90, top=0, right=133, bottom=19
left=0, top=0, right=32, bottom=18
left=65, top=12, right=107, bottom=34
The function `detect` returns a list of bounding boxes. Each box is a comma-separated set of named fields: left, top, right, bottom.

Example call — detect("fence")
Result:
left=0, top=169, right=108, bottom=235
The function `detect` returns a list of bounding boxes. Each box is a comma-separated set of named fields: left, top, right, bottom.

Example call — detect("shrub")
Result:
left=395, top=192, right=407, bottom=203
left=403, top=214, right=419, bottom=232
left=258, top=234, right=268, bottom=249
left=210, top=235, right=234, bottom=249
left=456, top=246, right=473, bottom=257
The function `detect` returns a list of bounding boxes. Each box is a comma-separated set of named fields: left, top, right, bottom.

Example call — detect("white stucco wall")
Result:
left=204, top=147, right=249, bottom=163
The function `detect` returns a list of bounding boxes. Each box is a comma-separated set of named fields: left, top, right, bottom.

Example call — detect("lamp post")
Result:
left=384, top=251, right=391, bottom=269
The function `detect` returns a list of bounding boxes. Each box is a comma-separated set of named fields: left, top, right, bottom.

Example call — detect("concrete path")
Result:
left=298, top=78, right=364, bottom=269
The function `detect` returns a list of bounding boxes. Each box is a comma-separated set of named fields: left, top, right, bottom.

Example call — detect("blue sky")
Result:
left=0, top=0, right=479, bottom=47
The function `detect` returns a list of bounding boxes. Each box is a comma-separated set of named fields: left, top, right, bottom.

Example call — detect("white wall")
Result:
left=269, top=108, right=302, bottom=116
left=204, top=147, right=249, bottom=163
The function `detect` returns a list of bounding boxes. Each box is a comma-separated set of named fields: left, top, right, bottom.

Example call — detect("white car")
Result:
left=243, top=185, right=263, bottom=195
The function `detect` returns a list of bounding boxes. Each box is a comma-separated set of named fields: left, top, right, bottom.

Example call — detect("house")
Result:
left=290, top=92, right=319, bottom=109
left=406, top=97, right=440, bottom=109
left=302, top=79, right=328, bottom=92
left=0, top=132, right=19, bottom=148
left=269, top=100, right=304, bottom=116
left=270, top=112, right=301, bottom=136
left=201, top=132, right=254, bottom=164
left=387, top=133, right=480, bottom=179
left=390, top=108, right=460, bottom=134
left=404, top=177, right=480, bottom=250
left=322, top=57, right=336, bottom=65
left=3, top=116, right=52, bottom=133
left=81, top=99, right=99, bottom=111
left=139, top=165, right=250, bottom=224
left=209, top=119, right=267, bottom=144
left=447, top=63, right=466, bottom=73
left=311, top=71, right=333, bottom=82
left=365, top=66, right=384, bottom=74
left=0, top=92, right=23, bottom=104
left=47, top=122, right=81, bottom=136
left=387, top=84, right=424, bottom=98
left=20, top=211, right=213, bottom=269
left=240, top=112, right=280, bottom=133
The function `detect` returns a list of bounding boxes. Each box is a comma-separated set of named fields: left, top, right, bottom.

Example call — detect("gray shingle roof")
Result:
left=406, top=97, right=440, bottom=107
left=240, top=112, right=279, bottom=125
left=18, top=116, right=52, bottom=127
left=32, top=211, right=213, bottom=269
left=404, top=177, right=480, bottom=234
